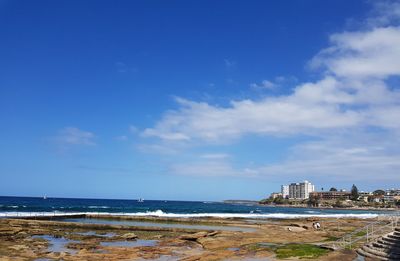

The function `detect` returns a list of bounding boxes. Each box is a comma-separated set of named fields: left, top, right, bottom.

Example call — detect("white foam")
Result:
left=87, top=206, right=110, bottom=209
left=0, top=210, right=382, bottom=219
left=0, top=212, right=85, bottom=218
left=117, top=210, right=380, bottom=219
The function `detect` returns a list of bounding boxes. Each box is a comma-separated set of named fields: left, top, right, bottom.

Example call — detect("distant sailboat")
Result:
left=43, top=195, right=47, bottom=200
left=138, top=198, right=144, bottom=202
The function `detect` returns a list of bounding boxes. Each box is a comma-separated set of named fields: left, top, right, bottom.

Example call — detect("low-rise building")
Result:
left=309, top=191, right=351, bottom=200
left=270, top=192, right=283, bottom=199
left=384, top=194, right=395, bottom=203
left=358, top=191, right=373, bottom=202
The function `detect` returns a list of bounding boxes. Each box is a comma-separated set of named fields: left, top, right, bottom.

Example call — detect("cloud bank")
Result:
left=141, top=2, right=400, bottom=183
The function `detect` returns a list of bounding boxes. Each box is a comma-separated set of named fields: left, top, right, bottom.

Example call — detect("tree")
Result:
left=333, top=198, right=345, bottom=208
left=373, top=189, right=385, bottom=196
left=351, top=184, right=359, bottom=201
left=329, top=187, right=338, bottom=192
left=308, top=195, right=320, bottom=207
left=273, top=196, right=284, bottom=205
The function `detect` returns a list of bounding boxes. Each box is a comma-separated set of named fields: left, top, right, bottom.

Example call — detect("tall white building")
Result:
left=285, top=180, right=315, bottom=199
left=281, top=185, right=289, bottom=199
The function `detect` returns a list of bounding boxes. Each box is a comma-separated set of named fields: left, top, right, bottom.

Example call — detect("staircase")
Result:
left=356, top=227, right=400, bottom=260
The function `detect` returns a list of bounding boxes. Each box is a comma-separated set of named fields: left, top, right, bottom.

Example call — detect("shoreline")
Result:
left=0, top=209, right=387, bottom=219
left=256, top=203, right=399, bottom=211
left=223, top=200, right=399, bottom=212
left=0, top=214, right=377, bottom=260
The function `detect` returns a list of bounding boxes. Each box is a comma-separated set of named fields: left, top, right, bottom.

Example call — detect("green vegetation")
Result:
left=351, top=184, right=359, bottom=201
left=354, top=230, right=367, bottom=237
left=323, top=236, right=339, bottom=242
left=373, top=189, right=385, bottom=196
left=275, top=244, right=330, bottom=259
left=259, top=196, right=291, bottom=205
left=307, top=194, right=320, bottom=207
left=245, top=243, right=274, bottom=251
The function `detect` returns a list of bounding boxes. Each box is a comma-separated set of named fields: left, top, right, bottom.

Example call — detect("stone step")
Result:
left=376, top=238, right=399, bottom=247
left=387, top=233, right=400, bottom=240
left=381, top=236, right=400, bottom=244
left=393, top=231, right=400, bottom=237
left=362, top=245, right=400, bottom=260
left=394, top=227, right=400, bottom=233
left=377, top=239, right=400, bottom=247
left=373, top=241, right=400, bottom=254
left=362, top=245, right=390, bottom=258
left=357, top=247, right=388, bottom=260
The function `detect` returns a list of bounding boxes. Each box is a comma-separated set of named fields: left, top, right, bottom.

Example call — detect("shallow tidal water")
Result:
left=100, top=239, right=158, bottom=247
left=32, top=235, right=79, bottom=254
left=63, top=218, right=257, bottom=232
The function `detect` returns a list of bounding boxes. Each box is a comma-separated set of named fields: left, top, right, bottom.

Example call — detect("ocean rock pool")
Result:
left=61, top=218, right=257, bottom=232
left=100, top=239, right=158, bottom=247
left=32, top=235, right=79, bottom=254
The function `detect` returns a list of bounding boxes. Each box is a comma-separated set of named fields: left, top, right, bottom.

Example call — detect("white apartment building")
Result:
left=281, top=185, right=289, bottom=199
left=285, top=180, right=315, bottom=199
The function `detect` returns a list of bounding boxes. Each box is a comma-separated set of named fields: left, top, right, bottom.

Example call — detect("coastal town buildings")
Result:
left=270, top=192, right=283, bottom=199
left=281, top=181, right=315, bottom=199
left=358, top=191, right=373, bottom=202
left=281, top=185, right=289, bottom=199
left=309, top=191, right=351, bottom=200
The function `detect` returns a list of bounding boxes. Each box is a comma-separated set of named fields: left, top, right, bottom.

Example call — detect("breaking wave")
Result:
left=0, top=209, right=381, bottom=219
left=87, top=206, right=110, bottom=209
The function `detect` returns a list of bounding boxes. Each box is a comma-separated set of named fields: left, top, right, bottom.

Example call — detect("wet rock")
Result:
left=197, top=236, right=237, bottom=250
left=8, top=245, right=29, bottom=251
left=179, top=231, right=208, bottom=241
left=207, top=231, right=219, bottom=237
left=0, top=227, right=22, bottom=236
left=121, top=232, right=138, bottom=240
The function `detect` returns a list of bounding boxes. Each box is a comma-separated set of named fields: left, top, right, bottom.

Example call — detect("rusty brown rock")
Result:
left=120, top=232, right=138, bottom=240
left=179, top=231, right=209, bottom=241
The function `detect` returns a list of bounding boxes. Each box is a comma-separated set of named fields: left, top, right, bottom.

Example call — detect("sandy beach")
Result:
left=0, top=214, right=376, bottom=260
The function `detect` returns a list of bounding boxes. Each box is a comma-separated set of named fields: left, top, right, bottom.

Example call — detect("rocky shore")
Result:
left=259, top=203, right=398, bottom=211
left=0, top=214, right=374, bottom=260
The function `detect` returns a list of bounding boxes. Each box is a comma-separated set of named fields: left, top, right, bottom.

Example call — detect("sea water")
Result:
left=0, top=196, right=392, bottom=219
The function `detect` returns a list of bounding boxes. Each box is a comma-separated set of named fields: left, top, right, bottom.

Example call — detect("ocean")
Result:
left=0, top=196, right=393, bottom=219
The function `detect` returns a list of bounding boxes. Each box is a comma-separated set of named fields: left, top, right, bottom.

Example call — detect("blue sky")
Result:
left=1, top=0, right=400, bottom=200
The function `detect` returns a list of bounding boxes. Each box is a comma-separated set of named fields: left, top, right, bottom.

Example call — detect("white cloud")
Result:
left=224, top=59, right=237, bottom=69
left=255, top=133, right=400, bottom=183
left=200, top=153, right=230, bottom=159
left=142, top=129, right=190, bottom=141
left=170, top=155, right=257, bottom=177
left=367, top=1, right=400, bottom=27
left=311, top=27, right=400, bottom=79
left=141, top=78, right=365, bottom=142
left=140, top=1, right=400, bottom=181
left=55, top=127, right=95, bottom=146
left=250, top=76, right=297, bottom=90
left=115, top=61, right=137, bottom=73
left=129, top=125, right=139, bottom=134
left=143, top=24, right=400, bottom=143
left=115, top=135, right=128, bottom=141
left=171, top=161, right=237, bottom=177
left=250, top=80, right=276, bottom=90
